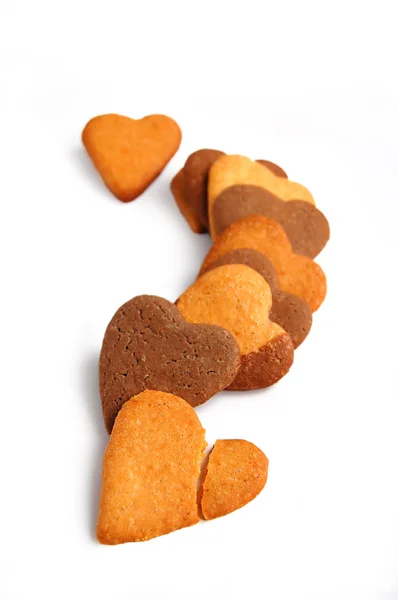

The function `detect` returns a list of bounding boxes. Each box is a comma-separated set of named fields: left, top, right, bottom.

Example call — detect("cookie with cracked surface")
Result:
left=213, top=184, right=329, bottom=258
left=199, top=215, right=327, bottom=312
left=82, top=113, right=181, bottom=202
left=99, top=295, right=240, bottom=432
left=200, top=248, right=312, bottom=348
left=200, top=439, right=268, bottom=520
left=176, top=264, right=294, bottom=390
left=97, top=390, right=206, bottom=544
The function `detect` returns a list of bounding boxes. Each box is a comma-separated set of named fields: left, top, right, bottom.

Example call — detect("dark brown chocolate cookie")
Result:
left=256, top=160, right=288, bottom=178
left=99, top=295, right=240, bottom=433
left=227, top=333, right=294, bottom=390
left=184, top=149, right=225, bottom=228
left=213, top=184, right=330, bottom=258
left=200, top=248, right=312, bottom=349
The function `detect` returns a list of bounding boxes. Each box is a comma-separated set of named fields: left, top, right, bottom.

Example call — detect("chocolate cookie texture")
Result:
left=200, top=248, right=312, bottom=348
left=184, top=149, right=225, bottom=228
left=171, top=169, right=206, bottom=233
left=99, top=295, right=240, bottom=433
left=213, top=184, right=329, bottom=258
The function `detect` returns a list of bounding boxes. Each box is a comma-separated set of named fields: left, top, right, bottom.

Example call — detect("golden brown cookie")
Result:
left=176, top=264, right=294, bottom=390
left=99, top=295, right=240, bottom=432
left=82, top=113, right=181, bottom=202
left=199, top=215, right=327, bottom=312
left=97, top=390, right=206, bottom=544
left=213, top=184, right=330, bottom=258
left=208, top=155, right=315, bottom=238
left=200, top=440, right=269, bottom=520
left=171, top=169, right=206, bottom=233
left=184, top=149, right=225, bottom=228
left=200, top=248, right=312, bottom=348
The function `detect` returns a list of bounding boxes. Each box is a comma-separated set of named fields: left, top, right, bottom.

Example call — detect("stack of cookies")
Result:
left=82, top=115, right=329, bottom=545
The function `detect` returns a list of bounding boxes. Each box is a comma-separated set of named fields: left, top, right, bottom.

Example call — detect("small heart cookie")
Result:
left=208, top=155, right=315, bottom=238
left=99, top=295, right=240, bottom=432
left=176, top=264, right=294, bottom=390
left=199, top=215, right=327, bottom=312
left=97, top=390, right=206, bottom=544
left=200, top=248, right=312, bottom=348
left=201, top=439, right=269, bottom=520
left=82, top=113, right=181, bottom=202
left=213, top=184, right=330, bottom=258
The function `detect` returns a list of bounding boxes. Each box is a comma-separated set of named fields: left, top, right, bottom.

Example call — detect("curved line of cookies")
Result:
left=83, top=115, right=329, bottom=544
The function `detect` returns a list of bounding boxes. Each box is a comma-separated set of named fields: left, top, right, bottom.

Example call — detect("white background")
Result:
left=1, top=1, right=397, bottom=599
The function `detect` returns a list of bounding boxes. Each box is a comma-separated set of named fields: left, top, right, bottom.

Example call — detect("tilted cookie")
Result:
left=199, top=215, right=327, bottom=312
left=179, top=150, right=288, bottom=233
left=97, top=390, right=206, bottom=544
left=207, top=155, right=315, bottom=238
left=200, top=248, right=312, bottom=348
left=99, top=295, right=240, bottom=432
left=171, top=169, right=206, bottom=233
left=213, top=184, right=330, bottom=258
left=184, top=149, right=225, bottom=228
left=176, top=264, right=294, bottom=390
left=200, top=439, right=268, bottom=520
left=82, top=113, right=181, bottom=202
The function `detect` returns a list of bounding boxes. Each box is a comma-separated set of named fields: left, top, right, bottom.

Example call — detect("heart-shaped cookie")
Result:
left=199, top=215, right=327, bottom=312
left=176, top=264, right=294, bottom=390
left=82, top=113, right=181, bottom=202
left=200, top=248, right=312, bottom=348
left=213, top=184, right=330, bottom=258
left=96, top=391, right=269, bottom=543
left=208, top=155, right=315, bottom=238
left=97, top=390, right=206, bottom=544
left=99, top=295, right=240, bottom=432
left=200, top=439, right=269, bottom=520
left=184, top=149, right=225, bottom=228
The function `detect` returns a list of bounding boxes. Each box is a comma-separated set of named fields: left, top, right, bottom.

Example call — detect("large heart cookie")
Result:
left=97, top=390, right=206, bottom=544
left=199, top=215, right=327, bottom=312
left=176, top=264, right=294, bottom=390
left=99, top=295, right=240, bottom=432
left=82, top=113, right=181, bottom=202
left=200, top=439, right=269, bottom=520
left=213, top=184, right=330, bottom=258
left=96, top=391, right=269, bottom=544
left=208, top=155, right=315, bottom=238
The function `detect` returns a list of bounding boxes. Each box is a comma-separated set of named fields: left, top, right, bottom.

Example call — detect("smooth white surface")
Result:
left=1, top=1, right=398, bottom=599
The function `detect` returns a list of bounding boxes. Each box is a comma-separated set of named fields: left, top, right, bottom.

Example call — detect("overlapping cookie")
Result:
left=200, top=248, right=312, bottom=348
left=99, top=295, right=240, bottom=433
left=213, top=184, right=330, bottom=258
left=171, top=169, right=206, bottom=233
left=176, top=264, right=294, bottom=390
left=171, top=150, right=290, bottom=234
left=97, top=390, right=269, bottom=544
left=207, top=155, right=315, bottom=238
left=82, top=113, right=181, bottom=202
left=199, top=215, right=327, bottom=312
